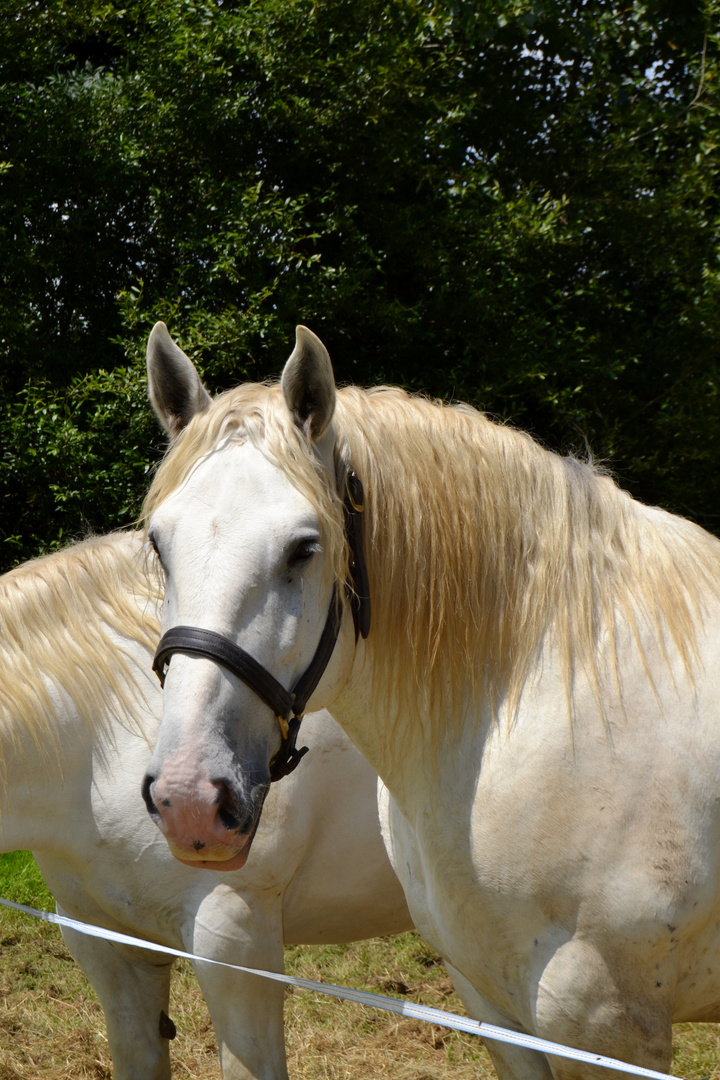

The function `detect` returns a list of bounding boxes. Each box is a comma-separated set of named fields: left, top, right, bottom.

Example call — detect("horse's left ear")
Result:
left=146, top=322, right=212, bottom=439
left=281, top=326, right=337, bottom=440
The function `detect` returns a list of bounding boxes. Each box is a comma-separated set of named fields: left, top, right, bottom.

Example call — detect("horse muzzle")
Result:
left=141, top=766, right=268, bottom=870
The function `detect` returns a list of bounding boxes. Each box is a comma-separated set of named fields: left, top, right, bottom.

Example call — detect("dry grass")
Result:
left=0, top=916, right=113, bottom=1080
left=0, top=909, right=493, bottom=1080
left=0, top=912, right=221, bottom=1079
left=0, top=856, right=717, bottom=1079
left=283, top=936, right=494, bottom=1080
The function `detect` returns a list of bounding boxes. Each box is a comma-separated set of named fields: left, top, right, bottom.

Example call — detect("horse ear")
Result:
left=281, top=326, right=337, bottom=440
left=146, top=322, right=211, bottom=438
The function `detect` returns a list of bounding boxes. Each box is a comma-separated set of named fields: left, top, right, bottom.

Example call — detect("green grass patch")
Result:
left=0, top=849, right=55, bottom=907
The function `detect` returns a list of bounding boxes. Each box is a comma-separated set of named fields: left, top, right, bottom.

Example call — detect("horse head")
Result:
left=141, top=323, right=364, bottom=869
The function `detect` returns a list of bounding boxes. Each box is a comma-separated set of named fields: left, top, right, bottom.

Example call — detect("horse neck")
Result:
left=329, top=636, right=476, bottom=814
left=0, top=533, right=161, bottom=784
left=334, top=390, right=720, bottom=795
left=336, top=397, right=532, bottom=768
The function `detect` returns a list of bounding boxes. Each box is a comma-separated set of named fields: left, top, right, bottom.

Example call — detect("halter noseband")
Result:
left=151, top=469, right=370, bottom=782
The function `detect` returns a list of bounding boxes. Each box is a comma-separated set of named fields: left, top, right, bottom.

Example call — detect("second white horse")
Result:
left=0, top=530, right=410, bottom=1080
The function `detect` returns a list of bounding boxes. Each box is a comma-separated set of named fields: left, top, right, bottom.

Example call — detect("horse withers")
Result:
left=0, top=531, right=410, bottom=1080
left=143, top=320, right=720, bottom=1080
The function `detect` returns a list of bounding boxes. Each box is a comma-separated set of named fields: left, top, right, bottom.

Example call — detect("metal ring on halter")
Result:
left=345, top=469, right=365, bottom=513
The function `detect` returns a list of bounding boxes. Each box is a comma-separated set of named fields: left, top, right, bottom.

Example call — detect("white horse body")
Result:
left=378, top=612, right=720, bottom=1070
left=375, top=517, right=720, bottom=1078
left=0, top=531, right=410, bottom=1080
left=142, top=321, right=720, bottom=1080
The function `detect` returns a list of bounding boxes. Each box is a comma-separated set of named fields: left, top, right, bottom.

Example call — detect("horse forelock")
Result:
left=142, top=381, right=351, bottom=604
left=0, top=532, right=162, bottom=773
left=142, top=377, right=720, bottom=748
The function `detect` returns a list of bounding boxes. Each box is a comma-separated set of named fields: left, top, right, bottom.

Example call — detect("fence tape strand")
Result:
left=0, top=896, right=680, bottom=1080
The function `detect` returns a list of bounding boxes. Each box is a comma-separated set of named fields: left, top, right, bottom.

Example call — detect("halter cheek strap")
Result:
left=151, top=469, right=370, bottom=782
left=344, top=469, right=370, bottom=641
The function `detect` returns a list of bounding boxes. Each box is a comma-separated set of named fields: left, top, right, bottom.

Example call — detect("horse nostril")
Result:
left=212, top=779, right=243, bottom=832
left=141, top=774, right=160, bottom=819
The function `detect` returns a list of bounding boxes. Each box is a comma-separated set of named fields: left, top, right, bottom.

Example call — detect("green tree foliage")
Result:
left=1, top=0, right=718, bottom=567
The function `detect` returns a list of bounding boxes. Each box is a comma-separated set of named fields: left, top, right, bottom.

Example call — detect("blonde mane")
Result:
left=143, top=382, right=720, bottom=743
left=0, top=531, right=162, bottom=766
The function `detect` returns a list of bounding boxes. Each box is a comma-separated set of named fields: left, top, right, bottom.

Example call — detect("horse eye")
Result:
left=147, top=533, right=160, bottom=558
left=290, top=539, right=319, bottom=565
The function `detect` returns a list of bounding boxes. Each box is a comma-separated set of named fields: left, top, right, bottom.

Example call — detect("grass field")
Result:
left=0, top=852, right=717, bottom=1079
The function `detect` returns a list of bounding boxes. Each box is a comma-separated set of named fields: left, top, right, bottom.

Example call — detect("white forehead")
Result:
left=150, top=439, right=319, bottom=550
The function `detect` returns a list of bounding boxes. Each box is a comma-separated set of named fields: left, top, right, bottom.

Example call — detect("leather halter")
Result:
left=152, top=469, right=370, bottom=782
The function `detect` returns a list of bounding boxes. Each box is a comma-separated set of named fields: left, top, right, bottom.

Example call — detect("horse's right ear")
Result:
left=281, top=325, right=337, bottom=440
left=146, top=322, right=211, bottom=439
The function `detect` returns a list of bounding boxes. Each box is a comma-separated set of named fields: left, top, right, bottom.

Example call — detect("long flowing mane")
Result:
left=144, top=382, right=720, bottom=739
left=0, top=532, right=161, bottom=763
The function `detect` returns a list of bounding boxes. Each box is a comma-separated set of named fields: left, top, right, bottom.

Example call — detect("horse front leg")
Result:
left=58, top=908, right=174, bottom=1080
left=532, top=937, right=673, bottom=1080
left=186, top=885, right=287, bottom=1080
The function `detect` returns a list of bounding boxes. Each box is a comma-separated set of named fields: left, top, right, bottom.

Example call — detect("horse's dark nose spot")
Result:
left=193, top=840, right=206, bottom=851
left=162, top=798, right=171, bottom=807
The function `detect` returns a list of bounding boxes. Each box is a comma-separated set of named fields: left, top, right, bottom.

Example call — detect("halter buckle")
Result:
left=268, top=715, right=309, bottom=782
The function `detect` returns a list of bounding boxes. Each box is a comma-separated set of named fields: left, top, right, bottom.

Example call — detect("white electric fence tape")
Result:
left=0, top=896, right=680, bottom=1080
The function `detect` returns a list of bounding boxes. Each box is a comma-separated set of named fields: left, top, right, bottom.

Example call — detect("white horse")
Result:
left=142, top=320, right=720, bottom=1080
left=0, top=530, right=410, bottom=1080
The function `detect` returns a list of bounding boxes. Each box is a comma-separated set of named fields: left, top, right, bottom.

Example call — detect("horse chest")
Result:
left=380, top=786, right=540, bottom=1026
left=380, top=698, right=720, bottom=1028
